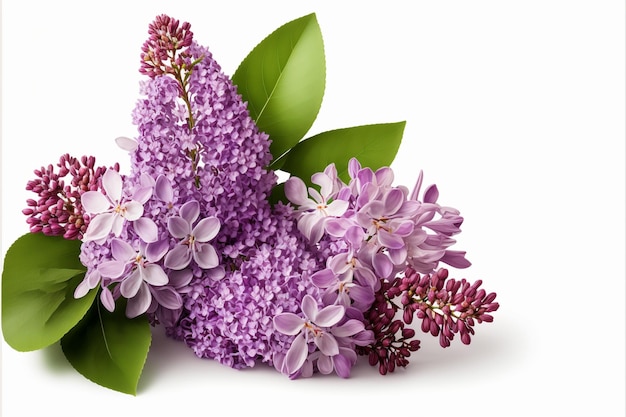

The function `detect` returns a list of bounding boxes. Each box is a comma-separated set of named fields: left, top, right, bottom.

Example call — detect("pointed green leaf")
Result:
left=2, top=233, right=95, bottom=351
left=61, top=302, right=151, bottom=396
left=232, top=13, right=326, bottom=162
left=280, top=122, right=406, bottom=185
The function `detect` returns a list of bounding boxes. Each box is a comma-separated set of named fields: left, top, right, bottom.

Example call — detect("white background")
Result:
left=2, top=1, right=625, bottom=416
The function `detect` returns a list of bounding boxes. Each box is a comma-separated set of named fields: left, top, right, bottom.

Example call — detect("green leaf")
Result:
left=61, top=301, right=151, bottom=396
left=280, top=122, right=406, bottom=185
left=232, top=13, right=326, bottom=162
left=2, top=233, right=95, bottom=351
left=269, top=182, right=287, bottom=205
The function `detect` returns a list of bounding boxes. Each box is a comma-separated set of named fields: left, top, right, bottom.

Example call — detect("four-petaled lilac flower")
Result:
left=285, top=169, right=349, bottom=244
left=98, top=238, right=170, bottom=317
left=81, top=169, right=155, bottom=242
left=164, top=200, right=220, bottom=270
left=273, top=294, right=345, bottom=376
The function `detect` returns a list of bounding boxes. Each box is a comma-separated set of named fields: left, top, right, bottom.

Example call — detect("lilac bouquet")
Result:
left=1, top=13, right=499, bottom=394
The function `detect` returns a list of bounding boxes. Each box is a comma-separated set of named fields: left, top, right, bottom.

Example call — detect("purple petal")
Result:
left=311, top=268, right=337, bottom=289
left=423, top=184, right=439, bottom=204
left=315, top=332, right=339, bottom=356
left=151, top=286, right=182, bottom=309
left=301, top=294, right=318, bottom=322
left=111, top=215, right=125, bottom=237
left=120, top=269, right=142, bottom=298
left=168, top=269, right=193, bottom=288
left=329, top=253, right=351, bottom=275
left=139, top=173, right=156, bottom=188
left=297, top=213, right=320, bottom=243
left=74, top=278, right=91, bottom=298
left=115, top=136, right=138, bottom=152
left=284, top=177, right=309, bottom=206
left=372, top=252, right=393, bottom=278
left=132, top=186, right=153, bottom=205
left=81, top=191, right=110, bottom=214
left=102, top=169, right=122, bottom=202
left=285, top=334, right=308, bottom=375
left=308, top=219, right=325, bottom=245
left=123, top=201, right=144, bottom=221
left=349, top=285, right=375, bottom=306
left=356, top=167, right=374, bottom=187
left=325, top=199, right=348, bottom=217
left=317, top=354, right=333, bottom=375
left=180, top=200, right=200, bottom=224
left=314, top=304, right=345, bottom=327
left=311, top=172, right=333, bottom=199
left=375, top=167, right=394, bottom=187
left=164, top=245, right=192, bottom=270
left=440, top=250, right=472, bottom=269
left=333, top=353, right=352, bottom=378
left=332, top=319, right=366, bottom=337
left=389, top=246, right=408, bottom=265
left=126, top=283, right=151, bottom=318
left=410, top=170, right=424, bottom=201
left=378, top=229, right=405, bottom=249
left=98, top=260, right=128, bottom=279
left=193, top=243, right=219, bottom=269
left=393, top=220, right=414, bottom=237
left=324, top=218, right=350, bottom=238
left=110, top=238, right=135, bottom=261
left=82, top=213, right=114, bottom=241
left=144, top=240, right=168, bottom=263
left=155, top=175, right=173, bottom=203
left=273, top=313, right=305, bottom=335
left=141, top=264, right=169, bottom=286
left=100, top=287, right=116, bottom=312
left=345, top=225, right=365, bottom=248
left=354, top=267, right=377, bottom=288
left=384, top=188, right=405, bottom=215
left=363, top=200, right=385, bottom=219
left=168, top=216, right=191, bottom=239
left=134, top=217, right=158, bottom=243
left=348, top=158, right=361, bottom=179
left=193, top=216, right=220, bottom=242
left=207, top=266, right=225, bottom=281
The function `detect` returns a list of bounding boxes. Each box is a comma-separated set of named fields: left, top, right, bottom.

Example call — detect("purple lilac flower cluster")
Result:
left=22, top=14, right=499, bottom=380
left=268, top=158, right=493, bottom=378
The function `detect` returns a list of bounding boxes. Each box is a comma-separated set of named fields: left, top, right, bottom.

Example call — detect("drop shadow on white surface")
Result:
left=134, top=312, right=525, bottom=394
left=40, top=341, right=74, bottom=374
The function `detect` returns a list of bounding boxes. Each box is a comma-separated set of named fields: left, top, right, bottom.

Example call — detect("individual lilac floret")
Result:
left=273, top=294, right=345, bottom=376
left=285, top=165, right=349, bottom=244
left=272, top=293, right=374, bottom=379
left=164, top=200, right=220, bottom=270
left=96, top=238, right=170, bottom=317
left=81, top=169, right=156, bottom=242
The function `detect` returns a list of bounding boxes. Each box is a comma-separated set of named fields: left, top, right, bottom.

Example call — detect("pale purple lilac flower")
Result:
left=285, top=165, right=349, bottom=244
left=81, top=169, right=157, bottom=243
left=164, top=200, right=220, bottom=270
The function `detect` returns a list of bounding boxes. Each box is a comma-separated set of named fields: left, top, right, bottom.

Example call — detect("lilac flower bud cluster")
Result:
left=23, top=154, right=117, bottom=239
left=398, top=267, right=500, bottom=347
left=357, top=277, right=421, bottom=375
left=140, top=14, right=194, bottom=78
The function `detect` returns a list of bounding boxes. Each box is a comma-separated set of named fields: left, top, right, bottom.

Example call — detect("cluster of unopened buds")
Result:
left=22, top=154, right=118, bottom=240
left=359, top=266, right=500, bottom=374
left=140, top=14, right=194, bottom=78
